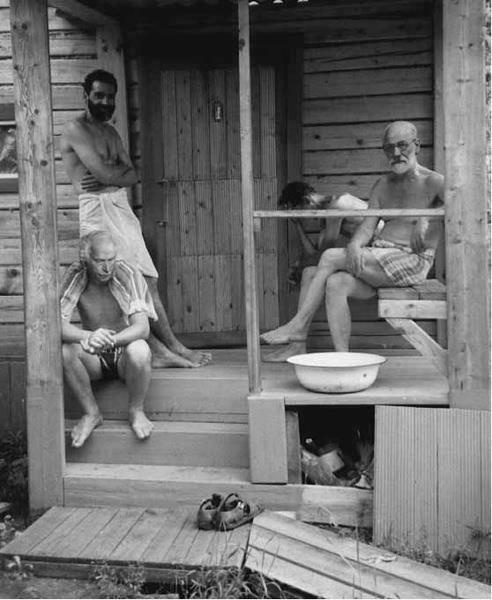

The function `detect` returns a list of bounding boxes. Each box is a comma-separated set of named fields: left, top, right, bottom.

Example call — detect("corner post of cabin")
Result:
left=442, top=0, right=490, bottom=409
left=10, top=0, right=65, bottom=509
left=238, top=0, right=261, bottom=393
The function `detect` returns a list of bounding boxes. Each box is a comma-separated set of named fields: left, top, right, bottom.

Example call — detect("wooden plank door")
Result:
left=148, top=65, right=279, bottom=345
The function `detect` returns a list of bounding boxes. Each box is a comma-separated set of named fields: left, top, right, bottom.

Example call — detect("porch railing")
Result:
left=243, top=207, right=446, bottom=394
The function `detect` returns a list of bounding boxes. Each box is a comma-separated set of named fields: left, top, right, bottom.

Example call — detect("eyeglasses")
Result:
left=382, top=138, right=418, bottom=156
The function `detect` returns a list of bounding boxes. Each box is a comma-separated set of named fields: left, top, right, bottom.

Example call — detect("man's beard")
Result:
left=88, top=100, right=115, bottom=122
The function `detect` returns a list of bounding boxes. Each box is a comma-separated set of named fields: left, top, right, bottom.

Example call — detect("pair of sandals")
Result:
left=196, top=492, right=263, bottom=531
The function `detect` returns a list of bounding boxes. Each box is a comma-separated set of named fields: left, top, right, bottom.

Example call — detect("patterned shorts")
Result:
left=369, top=239, right=435, bottom=286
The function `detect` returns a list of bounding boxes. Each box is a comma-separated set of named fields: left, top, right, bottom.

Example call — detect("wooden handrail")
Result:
left=254, top=208, right=445, bottom=218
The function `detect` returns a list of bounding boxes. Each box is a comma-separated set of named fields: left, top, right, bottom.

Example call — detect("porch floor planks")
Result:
left=78, top=507, right=146, bottom=560
left=261, top=355, right=449, bottom=406
left=52, top=507, right=118, bottom=559
left=109, top=508, right=173, bottom=562
left=0, top=506, right=251, bottom=576
left=132, top=349, right=448, bottom=406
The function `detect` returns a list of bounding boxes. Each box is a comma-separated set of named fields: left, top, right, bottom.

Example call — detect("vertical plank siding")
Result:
left=375, top=406, right=491, bottom=558
left=151, top=66, right=279, bottom=335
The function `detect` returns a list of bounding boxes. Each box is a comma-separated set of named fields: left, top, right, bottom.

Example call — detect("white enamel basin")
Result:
left=287, top=352, right=386, bottom=394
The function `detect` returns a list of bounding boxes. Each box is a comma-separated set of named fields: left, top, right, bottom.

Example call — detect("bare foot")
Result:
left=260, top=324, right=306, bottom=345
left=262, top=341, right=307, bottom=362
left=179, top=348, right=212, bottom=366
left=151, top=349, right=200, bottom=368
left=71, top=413, right=103, bottom=448
left=129, top=409, right=153, bottom=440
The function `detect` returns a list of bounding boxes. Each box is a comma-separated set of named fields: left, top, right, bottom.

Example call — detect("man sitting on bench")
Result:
left=261, top=121, right=444, bottom=359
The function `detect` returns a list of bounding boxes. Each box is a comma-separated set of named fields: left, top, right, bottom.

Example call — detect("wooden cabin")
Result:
left=0, top=0, right=489, bottom=558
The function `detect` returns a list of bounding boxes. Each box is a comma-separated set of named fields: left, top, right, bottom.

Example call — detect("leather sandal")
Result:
left=213, top=492, right=263, bottom=531
left=196, top=493, right=223, bottom=530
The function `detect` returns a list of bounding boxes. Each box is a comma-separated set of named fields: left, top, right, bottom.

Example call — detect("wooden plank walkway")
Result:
left=246, top=512, right=491, bottom=599
left=3, top=508, right=489, bottom=598
left=0, top=506, right=250, bottom=581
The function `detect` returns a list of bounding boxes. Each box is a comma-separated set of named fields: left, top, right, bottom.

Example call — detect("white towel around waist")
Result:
left=79, top=188, right=158, bottom=278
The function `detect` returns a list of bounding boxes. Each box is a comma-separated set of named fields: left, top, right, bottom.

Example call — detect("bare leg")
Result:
left=62, top=343, right=103, bottom=448
left=263, top=267, right=317, bottom=362
left=261, top=248, right=348, bottom=345
left=325, top=272, right=376, bottom=352
left=145, top=277, right=212, bottom=367
left=119, top=340, right=153, bottom=440
left=325, top=251, right=394, bottom=351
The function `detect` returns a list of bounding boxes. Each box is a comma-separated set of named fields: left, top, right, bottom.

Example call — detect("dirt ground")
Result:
left=0, top=573, right=107, bottom=599
left=0, top=572, right=180, bottom=599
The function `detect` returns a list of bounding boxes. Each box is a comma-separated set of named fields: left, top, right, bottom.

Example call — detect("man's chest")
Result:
left=85, top=125, right=119, bottom=163
left=78, top=286, right=123, bottom=322
left=380, top=180, right=431, bottom=208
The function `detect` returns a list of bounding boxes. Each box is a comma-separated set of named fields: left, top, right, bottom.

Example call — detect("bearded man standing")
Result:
left=61, top=69, right=211, bottom=369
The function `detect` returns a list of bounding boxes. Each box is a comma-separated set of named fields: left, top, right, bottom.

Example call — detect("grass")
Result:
left=380, top=530, right=491, bottom=585
left=318, top=522, right=490, bottom=585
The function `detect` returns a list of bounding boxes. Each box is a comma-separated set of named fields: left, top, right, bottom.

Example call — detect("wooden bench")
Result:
left=377, top=278, right=447, bottom=376
left=248, top=280, right=449, bottom=487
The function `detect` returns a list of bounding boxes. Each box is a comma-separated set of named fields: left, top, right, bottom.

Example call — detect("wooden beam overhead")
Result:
left=10, top=0, right=65, bottom=509
left=48, top=0, right=118, bottom=27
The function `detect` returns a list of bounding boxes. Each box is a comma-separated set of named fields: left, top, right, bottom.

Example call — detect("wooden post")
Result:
left=10, top=0, right=65, bottom=509
left=433, top=0, right=447, bottom=348
left=238, top=0, right=261, bottom=393
left=442, top=0, right=490, bottom=409
left=96, top=23, right=129, bottom=150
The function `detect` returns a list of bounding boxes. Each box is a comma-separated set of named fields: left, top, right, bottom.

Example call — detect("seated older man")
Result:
left=60, top=230, right=157, bottom=447
left=261, top=121, right=444, bottom=359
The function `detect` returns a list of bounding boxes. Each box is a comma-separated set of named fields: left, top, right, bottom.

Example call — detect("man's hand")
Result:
left=410, top=219, right=429, bottom=254
left=81, top=328, right=116, bottom=354
left=346, top=243, right=365, bottom=277
left=80, top=171, right=104, bottom=193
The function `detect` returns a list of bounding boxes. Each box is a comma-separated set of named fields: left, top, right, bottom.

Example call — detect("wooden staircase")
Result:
left=62, top=348, right=373, bottom=524
left=64, top=349, right=255, bottom=507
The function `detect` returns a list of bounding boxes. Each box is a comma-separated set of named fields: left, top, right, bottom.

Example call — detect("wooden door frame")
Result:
left=138, top=35, right=303, bottom=345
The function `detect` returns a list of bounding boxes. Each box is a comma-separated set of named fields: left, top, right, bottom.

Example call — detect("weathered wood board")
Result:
left=0, top=506, right=250, bottom=577
left=246, top=512, right=491, bottom=599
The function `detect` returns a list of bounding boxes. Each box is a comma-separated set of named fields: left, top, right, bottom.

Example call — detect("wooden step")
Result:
left=65, top=370, right=249, bottom=423
left=65, top=420, right=249, bottom=468
left=63, top=463, right=373, bottom=528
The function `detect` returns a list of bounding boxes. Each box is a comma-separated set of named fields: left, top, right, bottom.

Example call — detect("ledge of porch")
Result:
left=256, top=355, right=449, bottom=406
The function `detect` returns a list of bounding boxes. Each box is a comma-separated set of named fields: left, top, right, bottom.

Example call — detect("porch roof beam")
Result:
left=48, top=0, right=118, bottom=27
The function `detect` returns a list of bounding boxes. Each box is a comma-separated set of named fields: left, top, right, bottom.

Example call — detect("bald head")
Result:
left=383, top=121, right=418, bottom=144
left=80, top=230, right=115, bottom=264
